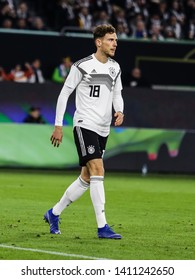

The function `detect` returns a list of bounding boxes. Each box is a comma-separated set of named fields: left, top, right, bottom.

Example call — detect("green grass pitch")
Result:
left=0, top=170, right=195, bottom=260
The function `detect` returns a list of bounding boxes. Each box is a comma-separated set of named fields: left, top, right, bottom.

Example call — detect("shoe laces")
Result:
left=107, top=224, right=115, bottom=233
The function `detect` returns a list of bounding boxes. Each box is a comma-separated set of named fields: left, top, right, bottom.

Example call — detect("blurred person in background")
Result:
left=91, top=0, right=112, bottom=19
left=184, top=14, right=195, bottom=39
left=77, top=6, right=93, bottom=30
left=166, top=14, right=182, bottom=39
left=15, top=17, right=29, bottom=29
left=164, top=25, right=177, bottom=40
left=52, top=56, right=73, bottom=83
left=0, top=17, right=13, bottom=27
left=129, top=66, right=150, bottom=88
left=133, top=0, right=149, bottom=23
left=0, top=66, right=9, bottom=81
left=149, top=23, right=165, bottom=41
left=8, top=63, right=32, bottom=82
left=54, top=0, right=76, bottom=31
left=0, top=1, right=16, bottom=28
left=28, top=59, right=45, bottom=83
left=30, top=16, right=48, bottom=31
left=16, top=1, right=32, bottom=21
left=111, top=7, right=129, bottom=34
left=169, top=0, right=185, bottom=27
left=159, top=0, right=169, bottom=25
left=23, top=106, right=45, bottom=124
left=116, top=22, right=129, bottom=38
left=132, top=19, right=148, bottom=38
left=93, top=10, right=110, bottom=26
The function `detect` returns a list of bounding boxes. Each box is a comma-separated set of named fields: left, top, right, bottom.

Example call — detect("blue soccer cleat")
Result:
left=98, top=224, right=122, bottom=239
left=44, top=208, right=61, bottom=234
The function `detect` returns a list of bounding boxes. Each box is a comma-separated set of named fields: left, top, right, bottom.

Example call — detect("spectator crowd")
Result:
left=0, top=0, right=195, bottom=41
left=0, top=56, right=74, bottom=83
left=0, top=59, right=45, bottom=83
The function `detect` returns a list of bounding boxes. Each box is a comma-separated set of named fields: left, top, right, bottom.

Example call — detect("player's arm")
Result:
left=113, top=90, right=124, bottom=126
left=112, top=69, right=124, bottom=126
left=51, top=65, right=82, bottom=147
left=50, top=126, right=63, bottom=147
left=50, top=84, right=73, bottom=147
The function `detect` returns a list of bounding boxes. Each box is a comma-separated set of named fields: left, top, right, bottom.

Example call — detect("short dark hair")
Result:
left=93, top=24, right=116, bottom=41
left=29, top=106, right=40, bottom=112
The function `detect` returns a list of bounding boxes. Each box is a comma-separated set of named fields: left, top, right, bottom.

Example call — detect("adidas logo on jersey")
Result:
left=91, top=69, right=97, bottom=73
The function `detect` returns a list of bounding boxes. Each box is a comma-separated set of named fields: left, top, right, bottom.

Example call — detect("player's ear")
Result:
left=96, top=38, right=102, bottom=47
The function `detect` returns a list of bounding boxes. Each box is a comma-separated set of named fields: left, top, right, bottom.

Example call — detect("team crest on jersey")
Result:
left=109, top=67, right=116, bottom=77
left=87, top=145, right=95, bottom=154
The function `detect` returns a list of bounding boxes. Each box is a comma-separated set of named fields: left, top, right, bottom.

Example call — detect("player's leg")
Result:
left=44, top=167, right=90, bottom=234
left=87, top=158, right=106, bottom=228
left=52, top=168, right=90, bottom=216
left=74, top=127, right=122, bottom=239
left=44, top=127, right=92, bottom=234
left=87, top=158, right=122, bottom=239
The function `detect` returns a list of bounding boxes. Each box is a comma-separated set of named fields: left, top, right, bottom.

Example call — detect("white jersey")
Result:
left=55, top=53, right=124, bottom=137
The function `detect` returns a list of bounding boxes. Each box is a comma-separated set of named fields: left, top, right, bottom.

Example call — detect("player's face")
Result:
left=100, top=33, right=118, bottom=57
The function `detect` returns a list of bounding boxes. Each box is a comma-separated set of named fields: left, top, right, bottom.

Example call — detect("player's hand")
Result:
left=114, top=111, right=124, bottom=126
left=50, top=126, right=63, bottom=147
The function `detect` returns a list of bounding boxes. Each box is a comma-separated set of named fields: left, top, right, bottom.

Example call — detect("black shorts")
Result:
left=73, top=126, right=108, bottom=166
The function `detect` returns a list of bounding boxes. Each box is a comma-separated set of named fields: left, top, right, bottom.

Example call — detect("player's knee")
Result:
left=86, top=159, right=104, bottom=176
left=81, top=175, right=90, bottom=184
left=80, top=167, right=90, bottom=184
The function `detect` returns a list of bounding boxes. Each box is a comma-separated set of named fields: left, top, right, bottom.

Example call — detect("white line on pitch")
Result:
left=0, top=244, right=109, bottom=260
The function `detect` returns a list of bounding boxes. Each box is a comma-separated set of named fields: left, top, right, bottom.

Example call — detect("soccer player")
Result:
left=44, top=24, right=124, bottom=239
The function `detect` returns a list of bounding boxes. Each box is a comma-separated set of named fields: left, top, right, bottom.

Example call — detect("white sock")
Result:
left=90, top=176, right=107, bottom=228
left=52, top=176, right=89, bottom=216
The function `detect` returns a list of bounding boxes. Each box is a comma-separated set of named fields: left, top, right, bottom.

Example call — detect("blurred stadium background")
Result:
left=0, top=0, right=195, bottom=173
left=1, top=40, right=195, bottom=173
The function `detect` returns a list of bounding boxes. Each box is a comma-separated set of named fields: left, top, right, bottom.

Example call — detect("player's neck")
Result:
left=94, top=51, right=108, bottom=64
